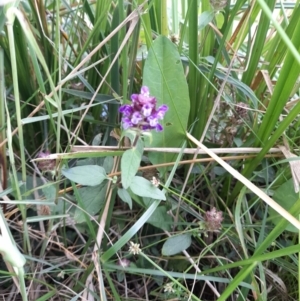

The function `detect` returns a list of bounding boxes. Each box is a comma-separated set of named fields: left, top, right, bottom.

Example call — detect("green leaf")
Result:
left=42, top=184, right=56, bottom=201
left=117, top=188, right=132, bottom=210
left=10, top=173, right=43, bottom=199
left=142, top=197, right=155, bottom=207
left=62, top=89, right=118, bottom=103
left=74, top=183, right=107, bottom=223
left=101, top=200, right=161, bottom=262
left=92, top=133, right=102, bottom=146
left=22, top=97, right=104, bottom=124
left=269, top=178, right=300, bottom=232
left=130, top=176, right=166, bottom=200
left=103, top=156, right=114, bottom=173
left=215, top=12, right=225, bottom=28
left=62, top=165, right=108, bottom=186
left=255, top=15, right=300, bottom=145
left=54, top=198, right=72, bottom=215
left=162, top=233, right=192, bottom=256
left=143, top=36, right=190, bottom=172
left=198, top=11, right=214, bottom=30
left=121, top=139, right=143, bottom=189
left=147, top=206, right=172, bottom=231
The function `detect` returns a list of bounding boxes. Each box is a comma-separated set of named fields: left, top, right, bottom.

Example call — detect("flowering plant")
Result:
left=37, top=151, right=56, bottom=172
left=119, top=86, right=168, bottom=132
left=118, top=85, right=168, bottom=198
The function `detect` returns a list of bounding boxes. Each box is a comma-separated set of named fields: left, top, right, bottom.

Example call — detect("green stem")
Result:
left=6, top=10, right=26, bottom=184
left=140, top=252, right=202, bottom=301
left=0, top=49, right=7, bottom=201
left=55, top=1, right=62, bottom=154
left=6, top=8, right=32, bottom=256
left=187, top=0, right=199, bottom=125
left=18, top=268, right=28, bottom=301
left=161, top=0, right=169, bottom=36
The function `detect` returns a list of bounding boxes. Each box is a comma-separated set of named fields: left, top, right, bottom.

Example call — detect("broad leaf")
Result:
left=10, top=173, right=44, bottom=199
left=62, top=165, right=107, bottom=186
left=147, top=206, right=172, bottom=231
left=130, top=176, right=166, bottom=200
left=92, top=133, right=102, bottom=145
left=143, top=36, right=190, bottom=172
left=121, top=139, right=143, bottom=189
left=118, top=188, right=132, bottom=210
left=162, top=233, right=192, bottom=256
left=103, top=156, right=114, bottom=173
left=74, top=182, right=107, bottom=223
left=198, top=11, right=214, bottom=30
left=42, top=184, right=56, bottom=201
left=269, top=178, right=300, bottom=232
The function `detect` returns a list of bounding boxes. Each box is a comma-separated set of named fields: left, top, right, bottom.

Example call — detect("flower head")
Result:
left=119, top=86, right=168, bottom=132
left=128, top=241, right=141, bottom=255
left=164, top=282, right=175, bottom=293
left=119, top=104, right=133, bottom=116
left=37, top=151, right=56, bottom=172
left=118, top=258, right=131, bottom=268
left=151, top=176, right=160, bottom=187
left=204, top=207, right=224, bottom=231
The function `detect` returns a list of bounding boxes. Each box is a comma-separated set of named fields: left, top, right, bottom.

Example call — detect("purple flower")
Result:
left=131, top=112, right=143, bottom=124
left=119, top=86, right=168, bottom=132
left=37, top=151, right=56, bottom=172
left=141, top=103, right=153, bottom=117
left=141, top=86, right=150, bottom=96
left=156, top=105, right=168, bottom=119
left=38, top=151, right=51, bottom=158
left=155, top=124, right=163, bottom=132
left=121, top=117, right=133, bottom=129
left=147, top=115, right=159, bottom=127
left=118, top=258, right=131, bottom=268
left=119, top=105, right=133, bottom=116
left=204, top=207, right=223, bottom=231
left=131, top=94, right=139, bottom=102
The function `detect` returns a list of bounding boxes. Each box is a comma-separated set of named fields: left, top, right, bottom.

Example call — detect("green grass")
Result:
left=0, top=0, right=300, bottom=300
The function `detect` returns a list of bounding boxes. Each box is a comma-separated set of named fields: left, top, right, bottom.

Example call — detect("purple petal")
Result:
left=131, top=94, right=139, bottom=102
left=38, top=151, right=51, bottom=158
left=156, top=104, right=169, bottom=119
left=147, top=115, right=159, bottom=127
left=140, top=86, right=149, bottom=96
left=155, top=124, right=163, bottom=132
left=119, top=105, right=133, bottom=116
left=141, top=124, right=151, bottom=130
left=121, top=117, right=133, bottom=129
left=141, top=104, right=153, bottom=117
left=131, top=112, right=143, bottom=124
left=138, top=94, right=151, bottom=105
left=158, top=104, right=168, bottom=112
left=149, top=96, right=157, bottom=106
